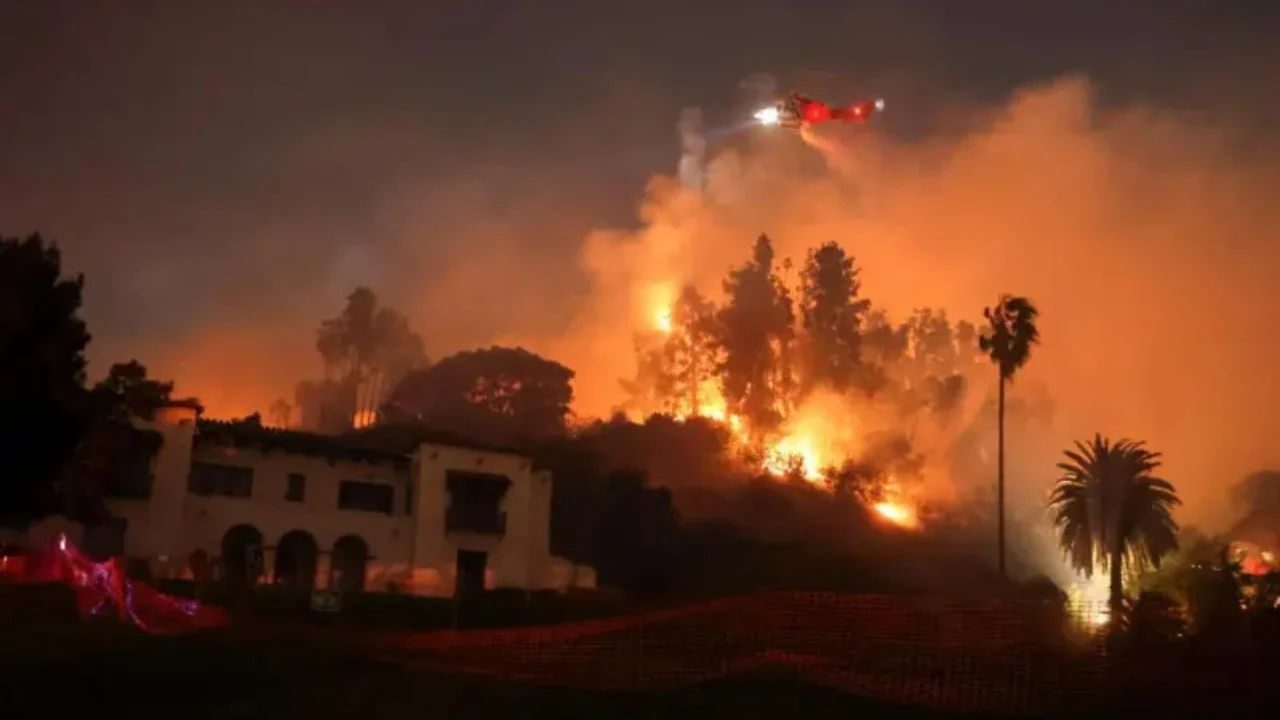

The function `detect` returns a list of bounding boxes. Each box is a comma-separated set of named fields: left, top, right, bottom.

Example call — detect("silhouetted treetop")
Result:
left=0, top=233, right=93, bottom=525
left=980, top=294, right=1040, bottom=381
left=386, top=346, right=574, bottom=446
left=310, top=286, right=427, bottom=432
left=92, top=360, right=176, bottom=421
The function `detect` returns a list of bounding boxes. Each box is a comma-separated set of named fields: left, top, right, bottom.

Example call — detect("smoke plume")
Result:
left=677, top=107, right=707, bottom=192
left=512, top=76, right=1280, bottom=535
left=20, top=64, right=1277, bottom=538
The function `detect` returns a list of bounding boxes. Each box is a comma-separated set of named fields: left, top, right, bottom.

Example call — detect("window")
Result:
left=285, top=473, right=306, bottom=502
left=445, top=471, right=510, bottom=535
left=337, top=480, right=394, bottom=515
left=188, top=463, right=254, bottom=498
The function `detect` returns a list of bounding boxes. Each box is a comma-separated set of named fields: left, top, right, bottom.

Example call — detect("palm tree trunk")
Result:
left=1108, top=543, right=1124, bottom=622
left=997, top=374, right=1007, bottom=578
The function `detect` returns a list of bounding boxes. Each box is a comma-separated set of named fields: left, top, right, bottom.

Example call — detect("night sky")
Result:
left=1, top=0, right=1276, bottom=363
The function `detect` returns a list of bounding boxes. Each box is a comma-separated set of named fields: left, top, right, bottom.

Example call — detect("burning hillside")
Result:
left=615, top=231, right=993, bottom=532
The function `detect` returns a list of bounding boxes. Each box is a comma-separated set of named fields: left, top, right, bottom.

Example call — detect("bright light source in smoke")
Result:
left=874, top=97, right=885, bottom=111
left=653, top=307, right=673, bottom=334
left=1068, top=574, right=1111, bottom=629
left=754, top=107, right=781, bottom=126
left=874, top=501, right=919, bottom=529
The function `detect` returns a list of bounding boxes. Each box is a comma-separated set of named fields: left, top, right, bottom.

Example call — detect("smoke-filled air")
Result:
left=71, top=74, right=1280, bottom=597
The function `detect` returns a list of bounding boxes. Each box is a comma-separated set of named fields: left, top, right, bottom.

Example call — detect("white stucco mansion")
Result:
left=102, top=403, right=594, bottom=596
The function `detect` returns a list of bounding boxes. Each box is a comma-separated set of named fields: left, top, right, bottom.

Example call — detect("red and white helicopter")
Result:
left=753, top=92, right=885, bottom=129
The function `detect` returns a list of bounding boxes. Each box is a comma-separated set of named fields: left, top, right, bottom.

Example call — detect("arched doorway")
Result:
left=220, top=524, right=264, bottom=589
left=274, top=530, right=319, bottom=588
left=330, top=535, right=369, bottom=592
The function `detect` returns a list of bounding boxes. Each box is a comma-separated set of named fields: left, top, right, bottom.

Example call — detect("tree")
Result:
left=0, top=234, right=92, bottom=526
left=904, top=309, right=957, bottom=382
left=63, top=362, right=192, bottom=522
left=898, top=309, right=971, bottom=419
left=386, top=346, right=574, bottom=445
left=1049, top=435, right=1181, bottom=623
left=313, top=287, right=427, bottom=431
left=93, top=360, right=173, bottom=421
left=798, top=242, right=870, bottom=394
left=859, top=309, right=909, bottom=396
left=650, top=285, right=721, bottom=416
left=717, top=235, right=795, bottom=431
left=978, top=294, right=1040, bottom=577
left=952, top=320, right=981, bottom=372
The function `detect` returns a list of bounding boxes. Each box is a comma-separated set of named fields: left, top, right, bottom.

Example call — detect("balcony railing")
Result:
left=445, top=505, right=507, bottom=536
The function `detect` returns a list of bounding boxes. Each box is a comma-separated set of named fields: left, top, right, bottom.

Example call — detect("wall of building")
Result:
left=180, top=444, right=416, bottom=587
left=408, top=443, right=553, bottom=596
left=106, top=409, right=585, bottom=595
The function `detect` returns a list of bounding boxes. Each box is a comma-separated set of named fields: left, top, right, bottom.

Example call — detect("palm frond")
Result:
left=1048, top=434, right=1182, bottom=587
left=979, top=294, right=1041, bottom=381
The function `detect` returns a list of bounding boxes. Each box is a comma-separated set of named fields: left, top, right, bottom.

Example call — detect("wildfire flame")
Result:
left=873, top=501, right=919, bottom=529
left=1068, top=573, right=1112, bottom=629
left=641, top=295, right=924, bottom=532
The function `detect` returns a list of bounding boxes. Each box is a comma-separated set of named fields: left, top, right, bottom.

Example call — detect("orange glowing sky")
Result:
left=116, top=77, right=1280, bottom=533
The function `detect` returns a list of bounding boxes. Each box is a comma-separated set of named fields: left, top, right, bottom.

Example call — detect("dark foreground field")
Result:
left=0, top=626, right=1018, bottom=719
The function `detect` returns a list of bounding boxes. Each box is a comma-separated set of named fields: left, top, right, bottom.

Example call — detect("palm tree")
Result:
left=978, top=294, right=1039, bottom=577
left=1049, top=435, right=1181, bottom=622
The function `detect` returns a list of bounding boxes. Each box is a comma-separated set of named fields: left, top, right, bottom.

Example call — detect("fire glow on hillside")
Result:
left=643, top=293, right=923, bottom=530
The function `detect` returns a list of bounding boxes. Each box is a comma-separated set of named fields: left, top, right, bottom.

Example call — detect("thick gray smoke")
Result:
left=677, top=106, right=707, bottom=191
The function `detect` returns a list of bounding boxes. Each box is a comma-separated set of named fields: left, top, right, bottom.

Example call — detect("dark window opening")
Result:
left=188, top=463, right=254, bottom=498
left=455, top=549, right=487, bottom=598
left=285, top=473, right=306, bottom=502
left=445, top=471, right=510, bottom=535
left=337, top=480, right=394, bottom=515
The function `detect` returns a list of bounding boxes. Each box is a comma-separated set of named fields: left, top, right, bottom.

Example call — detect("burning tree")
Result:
left=618, top=231, right=996, bottom=533
left=798, top=241, right=870, bottom=395
left=716, top=234, right=795, bottom=432
left=649, top=285, right=722, bottom=417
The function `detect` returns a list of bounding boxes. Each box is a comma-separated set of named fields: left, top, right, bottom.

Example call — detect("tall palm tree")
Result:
left=978, top=294, right=1039, bottom=577
left=1049, top=435, right=1181, bottom=621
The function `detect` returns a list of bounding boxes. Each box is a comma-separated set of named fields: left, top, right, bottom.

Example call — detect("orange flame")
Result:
left=873, top=501, right=919, bottom=529
left=642, top=293, right=924, bottom=532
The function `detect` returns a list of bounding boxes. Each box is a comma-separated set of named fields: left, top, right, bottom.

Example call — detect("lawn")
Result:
left=0, top=625, right=1021, bottom=719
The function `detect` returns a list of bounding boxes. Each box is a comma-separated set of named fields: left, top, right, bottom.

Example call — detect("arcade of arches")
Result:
left=216, top=524, right=369, bottom=590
